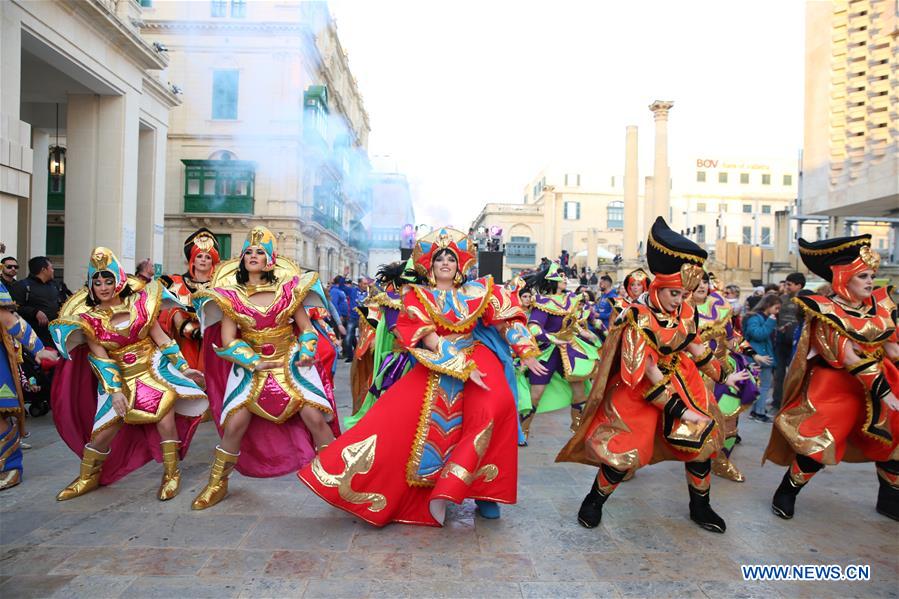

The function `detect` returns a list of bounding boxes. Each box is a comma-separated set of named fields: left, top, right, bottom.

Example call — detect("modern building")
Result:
left=1, top=0, right=179, bottom=288
left=472, top=155, right=804, bottom=280
left=367, top=170, right=415, bottom=272
left=802, top=0, right=898, bottom=259
left=142, top=0, right=372, bottom=281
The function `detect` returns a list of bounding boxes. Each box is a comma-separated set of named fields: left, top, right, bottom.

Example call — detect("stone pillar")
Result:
left=649, top=100, right=674, bottom=224
left=135, top=125, right=166, bottom=270
left=828, top=215, right=849, bottom=237
left=643, top=176, right=655, bottom=247
left=774, top=210, right=790, bottom=262
left=623, top=125, right=639, bottom=261
left=64, top=92, right=140, bottom=290
left=27, top=129, right=50, bottom=259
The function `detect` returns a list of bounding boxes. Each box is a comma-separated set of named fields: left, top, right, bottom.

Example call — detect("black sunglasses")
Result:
left=4, top=264, right=18, bottom=269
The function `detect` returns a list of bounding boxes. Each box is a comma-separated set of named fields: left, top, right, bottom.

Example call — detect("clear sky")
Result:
left=330, top=0, right=807, bottom=228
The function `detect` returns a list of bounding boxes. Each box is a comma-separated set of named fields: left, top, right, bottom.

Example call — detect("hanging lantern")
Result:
left=48, top=145, right=66, bottom=178
left=48, top=103, right=66, bottom=178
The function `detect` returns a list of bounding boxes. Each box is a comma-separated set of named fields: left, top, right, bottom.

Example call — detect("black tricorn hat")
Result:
left=798, top=234, right=873, bottom=282
left=183, top=228, right=220, bottom=262
left=646, top=217, right=707, bottom=276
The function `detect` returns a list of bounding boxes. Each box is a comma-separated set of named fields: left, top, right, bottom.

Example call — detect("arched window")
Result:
left=607, top=201, right=624, bottom=229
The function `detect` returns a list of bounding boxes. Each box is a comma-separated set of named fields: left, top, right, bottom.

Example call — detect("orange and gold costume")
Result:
left=765, top=234, right=899, bottom=521
left=558, top=217, right=731, bottom=533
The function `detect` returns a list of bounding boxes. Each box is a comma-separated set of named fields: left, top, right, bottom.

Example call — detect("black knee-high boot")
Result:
left=772, top=454, right=824, bottom=519
left=875, top=460, right=899, bottom=521
left=578, top=464, right=627, bottom=529
left=686, top=460, right=726, bottom=533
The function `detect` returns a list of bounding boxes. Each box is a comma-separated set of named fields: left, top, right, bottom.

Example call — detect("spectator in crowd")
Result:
left=745, top=285, right=765, bottom=312
left=328, top=276, right=349, bottom=347
left=1, top=256, right=18, bottom=287
left=594, top=274, right=618, bottom=330
left=560, top=249, right=569, bottom=268
left=135, top=258, right=155, bottom=283
left=764, top=283, right=780, bottom=295
left=339, top=277, right=361, bottom=362
left=772, top=272, right=805, bottom=411
left=743, top=294, right=783, bottom=423
left=10, top=257, right=61, bottom=347
left=588, top=270, right=598, bottom=285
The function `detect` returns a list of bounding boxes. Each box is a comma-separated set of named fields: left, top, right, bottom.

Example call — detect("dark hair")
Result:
left=1, top=256, right=16, bottom=265
left=236, top=258, right=277, bottom=285
left=600, top=275, right=613, bottom=285
left=432, top=248, right=457, bottom=263
left=785, top=272, right=806, bottom=287
left=764, top=283, right=779, bottom=293
left=751, top=293, right=782, bottom=314
left=28, top=256, right=50, bottom=277
left=581, top=289, right=596, bottom=302
left=85, top=272, right=134, bottom=307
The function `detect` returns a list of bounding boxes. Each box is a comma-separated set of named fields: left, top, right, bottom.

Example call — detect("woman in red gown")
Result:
left=299, top=227, right=547, bottom=526
left=764, top=234, right=899, bottom=520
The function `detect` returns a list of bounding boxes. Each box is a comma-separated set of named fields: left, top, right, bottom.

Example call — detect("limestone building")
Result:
left=368, top=170, right=415, bottom=272
left=1, top=0, right=179, bottom=289
left=472, top=155, right=802, bottom=281
left=802, top=0, right=898, bottom=259
left=141, top=0, right=372, bottom=281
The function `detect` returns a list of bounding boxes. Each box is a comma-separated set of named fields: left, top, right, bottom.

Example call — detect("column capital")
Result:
left=649, top=100, right=674, bottom=119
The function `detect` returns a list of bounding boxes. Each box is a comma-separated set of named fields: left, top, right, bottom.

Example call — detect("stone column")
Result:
left=774, top=210, right=790, bottom=262
left=64, top=92, right=140, bottom=289
left=132, top=121, right=168, bottom=271
left=643, top=176, right=655, bottom=247
left=649, top=100, right=674, bottom=224
left=28, top=129, right=50, bottom=259
left=623, top=125, right=638, bottom=261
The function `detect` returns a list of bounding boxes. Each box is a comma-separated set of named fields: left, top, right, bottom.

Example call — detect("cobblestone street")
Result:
left=1, top=364, right=896, bottom=598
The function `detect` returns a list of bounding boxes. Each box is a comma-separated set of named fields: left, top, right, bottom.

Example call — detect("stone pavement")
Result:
left=1, top=364, right=896, bottom=598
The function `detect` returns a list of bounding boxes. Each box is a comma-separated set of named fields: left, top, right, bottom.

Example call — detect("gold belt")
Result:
left=108, top=337, right=156, bottom=378
left=241, top=325, right=296, bottom=360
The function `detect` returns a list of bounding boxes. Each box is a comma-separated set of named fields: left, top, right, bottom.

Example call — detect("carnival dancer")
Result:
left=159, top=228, right=221, bottom=370
left=0, top=283, right=59, bottom=490
left=764, top=234, right=899, bottom=521
left=49, top=248, right=208, bottom=501
left=690, top=273, right=758, bottom=482
left=345, top=259, right=421, bottom=428
left=308, top=304, right=341, bottom=414
left=558, top=218, right=749, bottom=533
left=191, top=226, right=338, bottom=510
left=608, top=269, right=651, bottom=322
left=520, top=263, right=600, bottom=442
left=299, top=228, right=547, bottom=526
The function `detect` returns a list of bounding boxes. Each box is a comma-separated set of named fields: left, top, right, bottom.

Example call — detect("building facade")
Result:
left=142, top=0, right=372, bottom=281
left=802, top=0, right=898, bottom=260
left=367, top=171, right=415, bottom=272
left=473, top=156, right=805, bottom=281
left=1, top=0, right=179, bottom=288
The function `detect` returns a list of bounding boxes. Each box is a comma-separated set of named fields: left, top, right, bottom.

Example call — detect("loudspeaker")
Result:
left=400, top=248, right=413, bottom=261
left=478, top=251, right=504, bottom=284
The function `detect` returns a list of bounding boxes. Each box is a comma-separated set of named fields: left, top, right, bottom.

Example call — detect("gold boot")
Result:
left=570, top=402, right=586, bottom=433
left=158, top=440, right=181, bottom=501
left=57, top=445, right=109, bottom=501
left=191, top=446, right=239, bottom=510
left=712, top=453, right=745, bottom=482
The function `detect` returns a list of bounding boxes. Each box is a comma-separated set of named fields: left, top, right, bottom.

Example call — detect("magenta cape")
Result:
left=202, top=324, right=341, bottom=478
left=50, top=345, right=202, bottom=485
